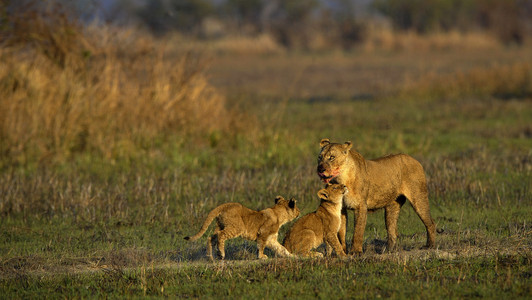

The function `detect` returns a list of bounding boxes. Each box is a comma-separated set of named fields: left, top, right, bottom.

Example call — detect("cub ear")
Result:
left=317, top=189, right=329, bottom=200
left=342, top=185, right=349, bottom=194
left=275, top=196, right=284, bottom=204
left=344, top=141, right=353, bottom=151
left=320, top=138, right=331, bottom=148
left=288, top=198, right=297, bottom=209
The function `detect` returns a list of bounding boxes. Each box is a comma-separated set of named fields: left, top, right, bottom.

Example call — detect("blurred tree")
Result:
left=137, top=0, right=214, bottom=35
left=372, top=0, right=532, bottom=44
left=268, top=0, right=321, bottom=48
left=223, top=0, right=263, bottom=33
left=330, top=0, right=366, bottom=49
left=373, top=0, right=476, bottom=33
left=476, top=0, right=527, bottom=45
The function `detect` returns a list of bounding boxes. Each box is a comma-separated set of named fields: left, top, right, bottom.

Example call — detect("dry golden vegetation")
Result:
left=0, top=11, right=244, bottom=167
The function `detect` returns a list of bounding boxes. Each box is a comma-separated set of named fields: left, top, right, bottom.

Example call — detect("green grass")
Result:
left=1, top=48, right=532, bottom=298
left=2, top=255, right=530, bottom=298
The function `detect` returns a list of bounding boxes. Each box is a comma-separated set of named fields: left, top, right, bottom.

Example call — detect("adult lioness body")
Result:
left=185, top=196, right=300, bottom=260
left=317, top=139, right=436, bottom=254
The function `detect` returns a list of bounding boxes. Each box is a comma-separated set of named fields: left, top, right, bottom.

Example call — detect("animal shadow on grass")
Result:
left=368, top=237, right=424, bottom=255
left=184, top=239, right=277, bottom=262
left=369, top=239, right=388, bottom=254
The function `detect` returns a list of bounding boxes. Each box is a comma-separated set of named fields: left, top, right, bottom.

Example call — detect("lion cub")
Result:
left=283, top=183, right=348, bottom=258
left=184, top=196, right=300, bottom=260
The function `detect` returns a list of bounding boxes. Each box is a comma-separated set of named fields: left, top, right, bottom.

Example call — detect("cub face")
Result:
left=274, top=196, right=300, bottom=220
left=317, top=139, right=353, bottom=183
left=317, top=183, right=348, bottom=203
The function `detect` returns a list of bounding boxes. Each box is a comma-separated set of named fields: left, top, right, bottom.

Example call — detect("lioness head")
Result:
left=274, top=196, right=300, bottom=220
left=317, top=183, right=348, bottom=203
left=317, top=138, right=352, bottom=183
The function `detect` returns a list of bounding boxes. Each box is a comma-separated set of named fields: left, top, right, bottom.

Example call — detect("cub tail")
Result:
left=184, top=203, right=235, bottom=241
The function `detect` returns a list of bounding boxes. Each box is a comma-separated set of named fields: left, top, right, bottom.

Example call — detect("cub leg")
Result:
left=266, top=234, right=293, bottom=258
left=325, top=242, right=333, bottom=257
left=207, top=235, right=215, bottom=260
left=207, top=225, right=221, bottom=260
left=338, top=207, right=348, bottom=253
left=256, top=235, right=269, bottom=259
left=309, top=250, right=324, bottom=258
left=350, top=206, right=367, bottom=255
left=325, top=232, right=347, bottom=257
left=216, top=229, right=240, bottom=260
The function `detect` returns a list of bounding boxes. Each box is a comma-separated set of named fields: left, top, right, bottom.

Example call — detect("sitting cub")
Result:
left=283, top=183, right=348, bottom=258
left=185, top=196, right=300, bottom=260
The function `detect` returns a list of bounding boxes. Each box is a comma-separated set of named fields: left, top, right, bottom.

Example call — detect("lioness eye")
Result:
left=329, top=156, right=335, bottom=161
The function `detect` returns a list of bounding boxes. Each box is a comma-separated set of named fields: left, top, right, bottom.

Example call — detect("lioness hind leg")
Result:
left=407, top=190, right=436, bottom=248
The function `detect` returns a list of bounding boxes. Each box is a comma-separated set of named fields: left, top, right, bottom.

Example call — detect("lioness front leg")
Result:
left=350, top=206, right=367, bottom=255
left=385, top=202, right=402, bottom=251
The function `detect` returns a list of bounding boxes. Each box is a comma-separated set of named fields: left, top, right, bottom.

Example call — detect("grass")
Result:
left=1, top=15, right=532, bottom=298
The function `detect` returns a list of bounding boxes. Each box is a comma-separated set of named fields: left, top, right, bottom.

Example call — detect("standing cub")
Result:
left=184, top=196, right=300, bottom=260
left=283, top=183, right=348, bottom=258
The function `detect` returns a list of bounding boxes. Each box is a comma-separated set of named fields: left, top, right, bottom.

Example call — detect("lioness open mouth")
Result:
left=318, top=172, right=335, bottom=183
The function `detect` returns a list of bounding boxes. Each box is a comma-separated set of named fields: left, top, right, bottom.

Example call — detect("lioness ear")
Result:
left=288, top=198, right=296, bottom=209
left=344, top=141, right=353, bottom=151
left=317, top=189, right=328, bottom=200
left=320, top=138, right=331, bottom=148
left=275, top=196, right=284, bottom=204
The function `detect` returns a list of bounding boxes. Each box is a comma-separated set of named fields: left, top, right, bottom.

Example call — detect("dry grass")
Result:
left=362, top=27, right=502, bottom=53
left=401, top=63, right=532, bottom=100
left=0, top=13, right=241, bottom=166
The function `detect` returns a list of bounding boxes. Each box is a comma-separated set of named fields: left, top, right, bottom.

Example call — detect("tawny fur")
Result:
left=317, top=138, right=436, bottom=254
left=185, top=196, right=300, bottom=260
left=283, top=183, right=348, bottom=258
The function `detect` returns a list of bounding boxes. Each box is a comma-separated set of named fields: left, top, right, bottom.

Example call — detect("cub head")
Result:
left=317, top=138, right=353, bottom=183
left=274, top=196, right=300, bottom=220
left=317, top=183, right=348, bottom=203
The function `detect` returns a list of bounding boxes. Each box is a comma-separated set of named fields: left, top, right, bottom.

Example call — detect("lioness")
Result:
left=317, top=138, right=436, bottom=254
left=283, top=183, right=348, bottom=258
left=184, top=196, right=300, bottom=260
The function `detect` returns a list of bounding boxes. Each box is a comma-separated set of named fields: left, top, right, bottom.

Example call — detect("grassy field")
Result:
left=1, top=26, right=532, bottom=298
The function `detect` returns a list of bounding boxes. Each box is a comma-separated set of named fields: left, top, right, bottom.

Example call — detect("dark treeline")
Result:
left=2, top=0, right=532, bottom=49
